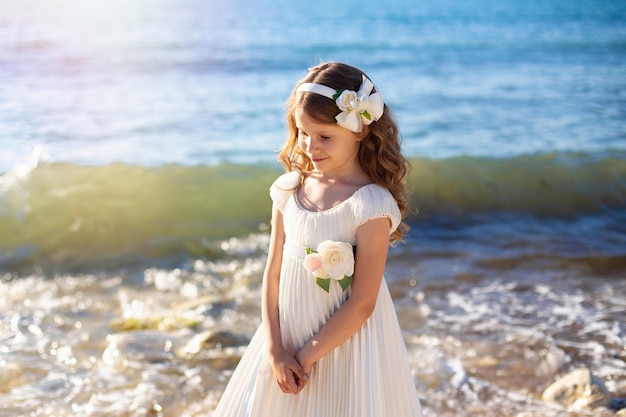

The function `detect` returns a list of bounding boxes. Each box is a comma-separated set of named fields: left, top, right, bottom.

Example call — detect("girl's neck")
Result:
left=298, top=169, right=372, bottom=212
left=306, top=166, right=371, bottom=187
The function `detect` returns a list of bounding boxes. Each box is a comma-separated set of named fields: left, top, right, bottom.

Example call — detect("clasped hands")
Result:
left=269, top=347, right=312, bottom=394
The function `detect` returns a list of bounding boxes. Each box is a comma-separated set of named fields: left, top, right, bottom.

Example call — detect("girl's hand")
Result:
left=269, top=348, right=309, bottom=394
left=295, top=349, right=314, bottom=377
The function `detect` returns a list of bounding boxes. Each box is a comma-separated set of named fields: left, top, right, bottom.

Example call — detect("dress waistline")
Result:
left=283, top=242, right=307, bottom=259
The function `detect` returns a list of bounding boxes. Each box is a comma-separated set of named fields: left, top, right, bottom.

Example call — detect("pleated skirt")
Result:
left=212, top=247, right=422, bottom=417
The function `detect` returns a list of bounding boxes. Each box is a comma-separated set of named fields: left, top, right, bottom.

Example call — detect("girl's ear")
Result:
left=356, top=126, right=370, bottom=141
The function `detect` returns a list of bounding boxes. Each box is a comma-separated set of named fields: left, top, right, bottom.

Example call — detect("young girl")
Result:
left=212, top=62, right=423, bottom=417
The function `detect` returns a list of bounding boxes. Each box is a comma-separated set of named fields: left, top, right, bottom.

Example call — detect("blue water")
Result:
left=0, top=0, right=625, bottom=171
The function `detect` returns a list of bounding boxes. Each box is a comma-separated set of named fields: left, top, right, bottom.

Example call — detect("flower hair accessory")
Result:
left=296, top=75, right=384, bottom=133
left=304, top=240, right=354, bottom=292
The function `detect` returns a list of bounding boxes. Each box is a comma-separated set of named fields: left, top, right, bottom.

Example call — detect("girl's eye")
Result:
left=320, top=135, right=331, bottom=141
left=298, top=130, right=308, bottom=139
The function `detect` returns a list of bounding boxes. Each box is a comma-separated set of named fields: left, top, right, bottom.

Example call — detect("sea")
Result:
left=1, top=0, right=625, bottom=416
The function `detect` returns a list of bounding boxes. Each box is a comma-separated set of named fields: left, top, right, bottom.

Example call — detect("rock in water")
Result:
left=183, top=330, right=250, bottom=353
left=177, top=329, right=251, bottom=370
left=542, top=368, right=611, bottom=410
left=610, top=398, right=626, bottom=413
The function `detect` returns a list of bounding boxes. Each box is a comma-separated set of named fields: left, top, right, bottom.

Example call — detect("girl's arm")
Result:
left=295, top=216, right=390, bottom=373
left=262, top=204, right=308, bottom=394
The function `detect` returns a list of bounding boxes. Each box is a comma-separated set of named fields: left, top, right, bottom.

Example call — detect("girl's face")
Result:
left=295, top=108, right=363, bottom=173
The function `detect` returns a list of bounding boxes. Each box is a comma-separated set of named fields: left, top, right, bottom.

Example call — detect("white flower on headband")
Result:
left=335, top=90, right=358, bottom=112
left=296, top=75, right=384, bottom=133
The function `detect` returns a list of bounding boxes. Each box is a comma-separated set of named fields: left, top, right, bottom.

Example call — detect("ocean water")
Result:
left=1, top=0, right=625, bottom=416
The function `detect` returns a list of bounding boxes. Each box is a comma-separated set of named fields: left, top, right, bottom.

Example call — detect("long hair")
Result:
left=278, top=62, right=410, bottom=243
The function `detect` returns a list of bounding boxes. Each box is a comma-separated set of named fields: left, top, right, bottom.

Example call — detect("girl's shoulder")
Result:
left=351, top=183, right=402, bottom=233
left=271, top=171, right=301, bottom=192
left=269, top=171, right=302, bottom=209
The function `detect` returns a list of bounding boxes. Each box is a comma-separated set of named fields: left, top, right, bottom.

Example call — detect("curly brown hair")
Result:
left=278, top=62, right=410, bottom=243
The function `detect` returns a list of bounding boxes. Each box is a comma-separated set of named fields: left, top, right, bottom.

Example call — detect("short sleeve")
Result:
left=352, top=184, right=402, bottom=234
left=269, top=171, right=301, bottom=212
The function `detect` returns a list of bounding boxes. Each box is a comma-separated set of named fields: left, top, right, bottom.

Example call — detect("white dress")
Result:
left=213, top=171, right=423, bottom=417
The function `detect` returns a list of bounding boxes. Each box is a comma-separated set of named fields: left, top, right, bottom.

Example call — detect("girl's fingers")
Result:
left=271, top=350, right=310, bottom=394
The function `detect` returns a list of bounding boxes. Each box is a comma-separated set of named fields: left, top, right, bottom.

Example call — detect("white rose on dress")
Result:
left=304, top=240, right=355, bottom=292
left=335, top=90, right=358, bottom=112
left=317, top=240, right=355, bottom=280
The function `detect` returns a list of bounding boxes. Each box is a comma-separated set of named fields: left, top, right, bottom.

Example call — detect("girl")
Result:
left=212, top=62, right=423, bottom=417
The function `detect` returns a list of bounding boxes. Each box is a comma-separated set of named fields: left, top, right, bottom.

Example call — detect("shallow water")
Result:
left=1, top=229, right=624, bottom=417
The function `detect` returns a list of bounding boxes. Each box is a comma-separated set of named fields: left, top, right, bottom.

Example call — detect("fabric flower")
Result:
left=335, top=90, right=358, bottom=111
left=317, top=240, right=354, bottom=279
left=304, top=252, right=327, bottom=279
left=333, top=76, right=384, bottom=133
left=304, top=240, right=354, bottom=292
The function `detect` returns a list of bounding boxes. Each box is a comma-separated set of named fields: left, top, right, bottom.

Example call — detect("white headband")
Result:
left=296, top=75, right=384, bottom=133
